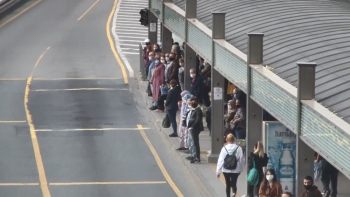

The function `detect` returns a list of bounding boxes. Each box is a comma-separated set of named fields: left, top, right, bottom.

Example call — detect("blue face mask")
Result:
left=234, top=94, right=240, bottom=99
left=155, top=60, right=159, bottom=65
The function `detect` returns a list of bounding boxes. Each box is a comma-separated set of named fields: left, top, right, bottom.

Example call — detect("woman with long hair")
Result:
left=259, top=169, right=282, bottom=197
left=248, top=141, right=269, bottom=197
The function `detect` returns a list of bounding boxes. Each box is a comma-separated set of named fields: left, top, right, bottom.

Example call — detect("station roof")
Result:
left=174, top=0, right=350, bottom=123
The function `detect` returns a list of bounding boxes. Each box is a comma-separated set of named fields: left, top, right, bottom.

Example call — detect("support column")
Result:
left=161, top=25, right=172, bottom=53
left=246, top=33, right=264, bottom=195
left=296, top=62, right=317, bottom=196
left=148, top=12, right=158, bottom=44
left=208, top=12, right=225, bottom=163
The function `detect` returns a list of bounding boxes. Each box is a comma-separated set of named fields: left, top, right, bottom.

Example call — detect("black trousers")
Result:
left=248, top=172, right=264, bottom=197
left=223, top=172, right=240, bottom=197
left=157, top=94, right=167, bottom=111
left=191, top=129, right=200, bottom=160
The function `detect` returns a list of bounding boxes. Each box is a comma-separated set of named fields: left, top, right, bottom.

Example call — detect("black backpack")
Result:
left=223, top=146, right=239, bottom=170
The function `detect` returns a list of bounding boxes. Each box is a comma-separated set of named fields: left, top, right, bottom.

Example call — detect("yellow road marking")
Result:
left=24, top=47, right=51, bottom=197
left=0, top=120, right=26, bottom=123
left=31, top=88, right=128, bottom=92
left=0, top=0, right=42, bottom=29
left=77, top=0, right=100, bottom=21
left=137, top=125, right=184, bottom=197
left=35, top=127, right=150, bottom=132
left=0, top=183, right=39, bottom=186
left=33, top=77, right=122, bottom=80
left=106, top=0, right=128, bottom=84
left=0, top=78, right=26, bottom=81
left=49, top=181, right=166, bottom=186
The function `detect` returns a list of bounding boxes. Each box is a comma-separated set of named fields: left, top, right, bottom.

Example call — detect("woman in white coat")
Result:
left=216, top=134, right=245, bottom=197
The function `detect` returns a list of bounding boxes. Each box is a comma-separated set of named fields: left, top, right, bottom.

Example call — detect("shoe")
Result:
left=169, top=133, right=178, bottom=137
left=322, top=189, right=330, bottom=197
left=190, top=158, right=200, bottom=163
left=176, top=147, right=188, bottom=151
left=186, top=156, right=193, bottom=160
left=149, top=106, right=158, bottom=110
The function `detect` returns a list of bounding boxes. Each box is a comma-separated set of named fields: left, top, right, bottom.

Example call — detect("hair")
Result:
left=304, top=176, right=313, bottom=183
left=190, top=97, right=199, bottom=108
left=282, top=192, right=292, bottom=197
left=190, top=68, right=196, bottom=72
left=226, top=133, right=236, bottom=143
left=260, top=169, right=278, bottom=195
left=254, top=141, right=265, bottom=158
left=169, top=79, right=177, bottom=87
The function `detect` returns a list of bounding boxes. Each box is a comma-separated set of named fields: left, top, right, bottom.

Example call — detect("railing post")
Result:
left=246, top=33, right=264, bottom=196
left=208, top=12, right=226, bottom=163
left=148, top=0, right=157, bottom=44
left=161, top=0, right=172, bottom=53
left=296, top=62, right=317, bottom=196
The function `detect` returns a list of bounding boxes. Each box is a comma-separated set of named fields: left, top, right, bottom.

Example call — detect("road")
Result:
left=0, top=0, right=203, bottom=196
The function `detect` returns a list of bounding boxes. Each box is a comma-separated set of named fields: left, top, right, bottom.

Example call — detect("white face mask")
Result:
left=154, top=60, right=159, bottom=65
left=165, top=57, right=169, bottom=61
left=149, top=57, right=153, bottom=61
left=266, top=175, right=274, bottom=181
left=190, top=74, right=196, bottom=78
left=179, top=63, right=183, bottom=66
left=161, top=60, right=165, bottom=64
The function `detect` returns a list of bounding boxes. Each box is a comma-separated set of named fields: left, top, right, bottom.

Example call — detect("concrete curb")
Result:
left=0, top=0, right=30, bottom=20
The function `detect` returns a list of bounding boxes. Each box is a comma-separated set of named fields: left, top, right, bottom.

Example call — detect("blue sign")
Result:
left=265, top=122, right=297, bottom=196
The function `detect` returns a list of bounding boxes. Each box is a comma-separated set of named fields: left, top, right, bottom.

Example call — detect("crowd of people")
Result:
left=142, top=38, right=337, bottom=197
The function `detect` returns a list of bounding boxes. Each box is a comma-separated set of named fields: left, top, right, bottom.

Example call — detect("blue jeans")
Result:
left=167, top=109, right=177, bottom=134
left=235, top=127, right=246, bottom=139
left=187, top=128, right=196, bottom=158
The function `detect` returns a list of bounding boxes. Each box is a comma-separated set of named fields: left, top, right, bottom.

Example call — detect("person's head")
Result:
left=190, top=68, right=196, bottom=78
left=165, top=53, right=170, bottom=62
left=153, top=43, right=160, bottom=50
left=145, top=38, right=150, bottom=45
left=179, top=58, right=184, bottom=66
left=169, top=53, right=176, bottom=61
left=190, top=97, right=199, bottom=108
left=148, top=52, right=155, bottom=61
left=254, top=141, right=265, bottom=158
left=226, top=133, right=236, bottom=144
left=303, top=176, right=314, bottom=191
left=282, top=192, right=292, bottom=197
left=265, top=169, right=277, bottom=182
left=160, top=55, right=166, bottom=64
left=154, top=55, right=160, bottom=64
left=233, top=88, right=241, bottom=99
left=235, top=99, right=242, bottom=108
left=227, top=99, right=236, bottom=111
left=169, top=79, right=177, bottom=88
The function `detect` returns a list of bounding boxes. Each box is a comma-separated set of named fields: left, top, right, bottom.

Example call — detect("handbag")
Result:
left=162, top=113, right=171, bottom=128
left=247, top=157, right=259, bottom=186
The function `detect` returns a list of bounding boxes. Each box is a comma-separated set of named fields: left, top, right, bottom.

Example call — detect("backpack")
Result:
left=247, top=157, right=259, bottom=186
left=223, top=146, right=239, bottom=170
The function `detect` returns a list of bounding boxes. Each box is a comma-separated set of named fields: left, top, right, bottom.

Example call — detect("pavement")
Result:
left=0, top=0, right=208, bottom=196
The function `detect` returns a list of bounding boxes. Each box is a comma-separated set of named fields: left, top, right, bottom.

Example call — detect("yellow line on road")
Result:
left=0, top=0, right=42, bottom=29
left=31, top=88, right=128, bottom=92
left=0, top=183, right=39, bottom=186
left=106, top=0, right=128, bottom=84
left=137, top=125, right=184, bottom=197
left=33, top=77, right=122, bottom=80
left=77, top=0, right=100, bottom=21
left=35, top=127, right=150, bottom=132
left=50, top=181, right=166, bottom=186
left=0, top=120, right=26, bottom=123
left=24, top=47, right=51, bottom=197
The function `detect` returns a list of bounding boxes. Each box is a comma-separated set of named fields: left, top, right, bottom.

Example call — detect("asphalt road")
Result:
left=0, top=0, right=203, bottom=196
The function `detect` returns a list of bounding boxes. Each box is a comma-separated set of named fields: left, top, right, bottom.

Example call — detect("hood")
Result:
left=180, top=90, right=189, bottom=97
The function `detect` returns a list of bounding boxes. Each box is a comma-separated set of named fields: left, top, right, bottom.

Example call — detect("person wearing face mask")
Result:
left=259, top=169, right=282, bottom=197
left=178, top=58, right=185, bottom=91
left=166, top=53, right=180, bottom=88
left=149, top=55, right=166, bottom=111
left=300, top=176, right=322, bottom=197
left=189, top=68, right=202, bottom=102
left=165, top=80, right=181, bottom=137
left=205, top=91, right=212, bottom=136
left=153, top=43, right=161, bottom=53
left=147, top=53, right=157, bottom=100
left=248, top=141, right=269, bottom=197
left=230, top=99, right=246, bottom=139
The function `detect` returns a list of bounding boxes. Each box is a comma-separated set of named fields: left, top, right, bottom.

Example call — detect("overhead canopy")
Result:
left=174, top=0, right=350, bottom=123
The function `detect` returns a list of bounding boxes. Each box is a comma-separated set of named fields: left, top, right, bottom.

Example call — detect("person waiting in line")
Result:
left=316, top=152, right=338, bottom=197
left=178, top=58, right=185, bottom=91
left=166, top=53, right=179, bottom=88
left=205, top=91, right=212, bottom=136
left=216, top=134, right=245, bottom=197
left=230, top=99, right=246, bottom=139
left=189, top=68, right=202, bottom=102
left=248, top=141, right=269, bottom=197
left=165, top=79, right=180, bottom=137
left=282, top=192, right=292, bottom=197
left=153, top=43, right=161, bottom=54
left=258, top=169, right=282, bottom=197
left=186, top=97, right=203, bottom=164
left=176, top=92, right=192, bottom=151
left=224, top=99, right=237, bottom=132
left=150, top=54, right=165, bottom=111
left=202, top=71, right=211, bottom=107
left=300, top=176, right=322, bottom=197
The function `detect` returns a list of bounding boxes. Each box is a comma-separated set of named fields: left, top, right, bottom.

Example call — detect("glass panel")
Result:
left=301, top=104, right=350, bottom=177
left=150, top=0, right=162, bottom=21
left=187, top=22, right=212, bottom=63
left=214, top=42, right=247, bottom=92
left=251, top=70, right=297, bottom=131
left=163, top=5, right=185, bottom=39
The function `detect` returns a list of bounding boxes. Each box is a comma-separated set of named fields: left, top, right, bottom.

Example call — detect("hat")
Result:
left=144, top=38, right=150, bottom=43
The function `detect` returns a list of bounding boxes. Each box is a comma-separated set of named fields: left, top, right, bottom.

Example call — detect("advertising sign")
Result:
left=264, top=121, right=297, bottom=196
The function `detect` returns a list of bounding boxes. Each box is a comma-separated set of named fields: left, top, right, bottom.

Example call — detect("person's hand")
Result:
left=217, top=174, right=220, bottom=178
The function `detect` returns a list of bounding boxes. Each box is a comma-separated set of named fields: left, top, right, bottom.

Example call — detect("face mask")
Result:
left=179, top=63, right=183, bottom=66
left=304, top=184, right=313, bottom=190
left=228, top=105, right=232, bottom=110
left=149, top=57, right=153, bottom=61
left=266, top=175, right=274, bottom=181
left=166, top=57, right=169, bottom=61
left=234, top=94, right=240, bottom=99
left=155, top=60, right=159, bottom=65
left=169, top=57, right=175, bottom=61
left=190, top=74, right=196, bottom=78
left=161, top=60, right=165, bottom=64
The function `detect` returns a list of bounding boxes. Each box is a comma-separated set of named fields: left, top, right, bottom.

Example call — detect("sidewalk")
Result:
left=137, top=77, right=248, bottom=197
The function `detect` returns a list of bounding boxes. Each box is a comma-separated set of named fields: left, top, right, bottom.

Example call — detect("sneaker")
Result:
left=322, top=189, right=330, bottom=197
left=169, top=133, right=178, bottom=137
left=190, top=158, right=200, bottom=163
left=176, top=147, right=188, bottom=151
left=186, top=156, right=193, bottom=160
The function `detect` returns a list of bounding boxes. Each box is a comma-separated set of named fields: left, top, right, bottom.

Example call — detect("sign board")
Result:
left=213, top=87, right=222, bottom=100
left=263, top=121, right=297, bottom=196
left=150, top=23, right=157, bottom=32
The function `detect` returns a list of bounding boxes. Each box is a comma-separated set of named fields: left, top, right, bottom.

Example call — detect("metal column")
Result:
left=161, top=25, right=172, bottom=54
left=296, top=62, right=317, bottom=195
left=148, top=8, right=157, bottom=44
left=246, top=33, right=264, bottom=195
left=208, top=12, right=226, bottom=163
